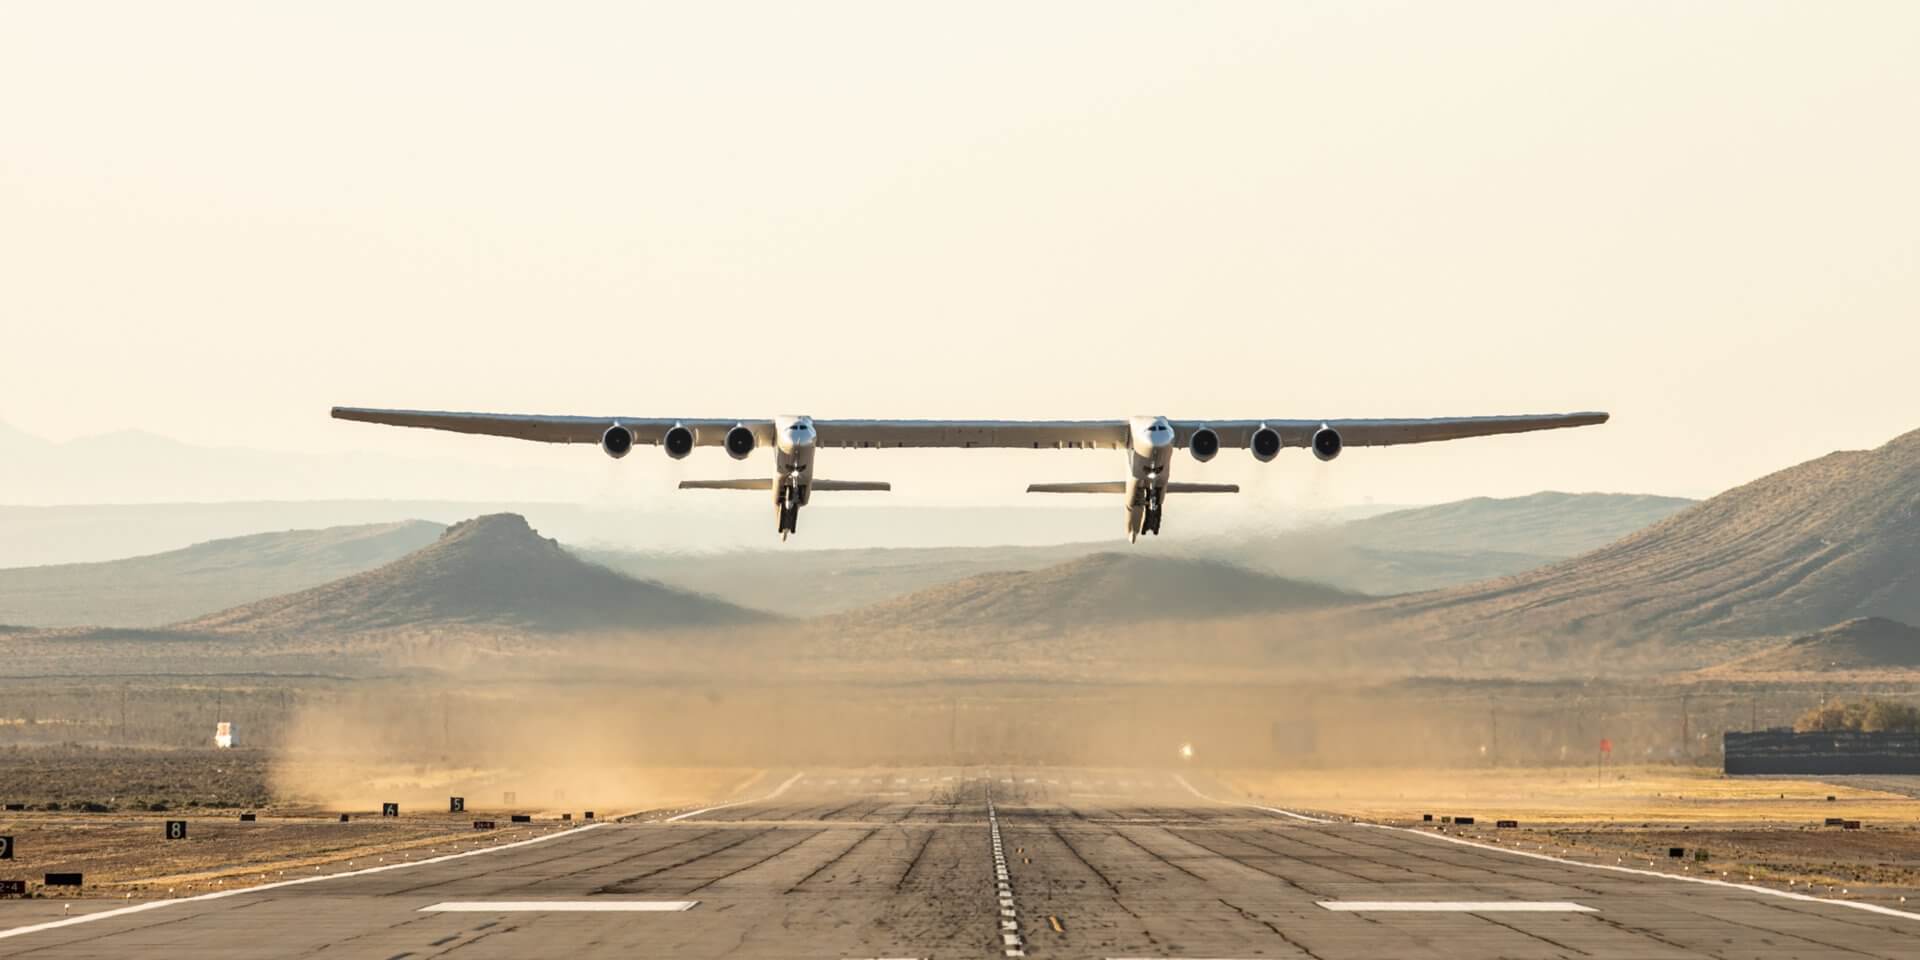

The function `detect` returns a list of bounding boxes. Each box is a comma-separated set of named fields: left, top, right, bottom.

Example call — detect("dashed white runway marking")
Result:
left=1319, top=901, right=1595, bottom=913
left=988, top=796, right=1024, bottom=957
left=420, top=900, right=698, bottom=912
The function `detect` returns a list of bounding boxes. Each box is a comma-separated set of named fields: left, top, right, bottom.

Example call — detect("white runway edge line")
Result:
left=1319, top=901, right=1595, bottom=913
left=1356, top=820, right=1920, bottom=923
left=0, top=821, right=614, bottom=943
left=664, top=771, right=805, bottom=823
left=420, top=900, right=697, bottom=912
left=1176, top=773, right=1920, bottom=924
left=1172, top=775, right=1333, bottom=824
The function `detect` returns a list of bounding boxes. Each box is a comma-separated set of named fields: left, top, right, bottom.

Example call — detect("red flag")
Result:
left=1599, top=738, right=1613, bottom=754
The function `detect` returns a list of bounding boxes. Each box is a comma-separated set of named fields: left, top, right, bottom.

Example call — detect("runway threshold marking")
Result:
left=664, top=771, right=806, bottom=823
left=1318, top=901, right=1595, bottom=913
left=0, top=822, right=612, bottom=943
left=420, top=900, right=697, bottom=912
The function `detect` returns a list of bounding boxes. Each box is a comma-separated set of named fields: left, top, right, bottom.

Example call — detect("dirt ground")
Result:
left=1227, top=765, right=1920, bottom=902
left=0, top=748, right=756, bottom=898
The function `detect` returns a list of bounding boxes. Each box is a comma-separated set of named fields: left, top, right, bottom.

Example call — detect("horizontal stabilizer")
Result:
left=1027, top=481, right=1127, bottom=494
left=810, top=479, right=891, bottom=492
left=679, top=479, right=773, bottom=491
left=1166, top=482, right=1240, bottom=493
left=678, top=479, right=890, bottom=492
left=1027, top=481, right=1239, bottom=494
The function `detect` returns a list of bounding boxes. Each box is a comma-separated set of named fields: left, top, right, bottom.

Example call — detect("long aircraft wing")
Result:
left=330, top=408, right=763, bottom=446
left=1171, top=412, right=1610, bottom=449
left=331, top=407, right=1605, bottom=450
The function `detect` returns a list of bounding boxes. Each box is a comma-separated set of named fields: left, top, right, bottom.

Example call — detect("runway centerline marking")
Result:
left=1318, top=900, right=1595, bottom=913
left=421, top=900, right=697, bottom=912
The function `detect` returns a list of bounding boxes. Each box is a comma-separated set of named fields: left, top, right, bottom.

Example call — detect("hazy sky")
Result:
left=4, top=2, right=1916, bottom=508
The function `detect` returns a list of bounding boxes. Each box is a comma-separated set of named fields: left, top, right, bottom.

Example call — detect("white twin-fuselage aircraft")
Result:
left=332, top=407, right=1608, bottom=541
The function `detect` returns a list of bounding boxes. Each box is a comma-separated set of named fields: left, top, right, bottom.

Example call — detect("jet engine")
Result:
left=1312, top=425, right=1343, bottom=462
left=1250, top=425, right=1282, bottom=462
left=601, top=424, right=634, bottom=459
left=663, top=423, right=695, bottom=460
left=1189, top=427, right=1220, bottom=463
left=724, top=424, right=757, bottom=460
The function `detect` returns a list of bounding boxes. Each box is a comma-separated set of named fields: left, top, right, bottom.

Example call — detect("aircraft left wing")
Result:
left=330, top=408, right=765, bottom=446
left=1173, top=412, right=1609, bottom=449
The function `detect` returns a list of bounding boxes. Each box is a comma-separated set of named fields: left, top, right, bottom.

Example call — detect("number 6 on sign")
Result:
left=166, top=820, right=187, bottom=840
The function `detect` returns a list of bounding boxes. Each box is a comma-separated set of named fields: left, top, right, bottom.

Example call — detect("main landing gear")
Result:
left=1128, top=486, right=1164, bottom=542
left=777, top=483, right=802, bottom=540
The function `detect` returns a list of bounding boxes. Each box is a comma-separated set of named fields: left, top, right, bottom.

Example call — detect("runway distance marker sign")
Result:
left=165, top=821, right=187, bottom=841
left=0, top=836, right=11, bottom=860
left=382, top=803, right=399, bottom=817
left=449, top=797, right=464, bottom=813
left=0, top=881, right=21, bottom=897
left=44, top=873, right=82, bottom=887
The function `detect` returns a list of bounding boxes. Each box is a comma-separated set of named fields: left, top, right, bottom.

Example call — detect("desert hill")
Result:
left=1713, top=618, right=1920, bottom=674
left=1386, top=428, right=1920, bottom=649
left=1328, top=491, right=1693, bottom=557
left=0, top=521, right=444, bottom=628
left=828, top=552, right=1361, bottom=635
left=182, top=514, right=767, bottom=635
left=591, top=492, right=1689, bottom=615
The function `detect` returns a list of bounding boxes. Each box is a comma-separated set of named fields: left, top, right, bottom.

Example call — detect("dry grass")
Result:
left=1226, top=764, right=1920, bottom=825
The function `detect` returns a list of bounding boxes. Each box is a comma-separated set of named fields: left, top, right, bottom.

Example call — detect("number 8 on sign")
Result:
left=166, top=821, right=187, bottom=840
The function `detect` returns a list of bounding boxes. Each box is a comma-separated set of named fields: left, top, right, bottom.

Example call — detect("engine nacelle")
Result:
left=1189, top=427, right=1220, bottom=463
left=724, top=424, right=757, bottom=460
left=1250, top=424, right=1282, bottom=463
left=1312, top=425, right=1343, bottom=462
left=601, top=423, right=634, bottom=459
left=663, top=423, right=695, bottom=460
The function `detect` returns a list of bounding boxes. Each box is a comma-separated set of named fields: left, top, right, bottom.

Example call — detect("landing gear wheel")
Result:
left=777, top=486, right=800, bottom=540
left=1142, top=489, right=1163, bottom=536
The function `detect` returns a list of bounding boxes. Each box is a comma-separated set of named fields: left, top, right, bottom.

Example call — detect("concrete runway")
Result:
left=2, top=768, right=1916, bottom=959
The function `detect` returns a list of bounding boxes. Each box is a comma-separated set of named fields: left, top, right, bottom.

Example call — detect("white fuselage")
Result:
left=1125, top=415, right=1175, bottom=538
left=773, top=414, right=817, bottom=507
